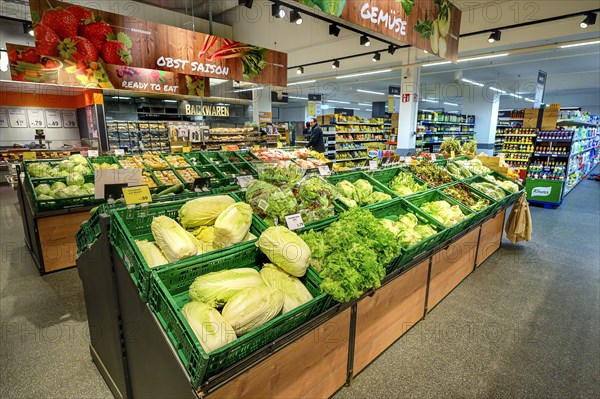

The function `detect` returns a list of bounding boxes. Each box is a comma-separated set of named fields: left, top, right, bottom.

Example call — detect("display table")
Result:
left=17, top=171, right=93, bottom=274
left=78, top=205, right=510, bottom=399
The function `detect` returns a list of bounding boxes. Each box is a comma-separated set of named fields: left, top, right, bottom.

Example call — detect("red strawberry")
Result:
left=101, top=40, right=132, bottom=65
left=58, top=36, right=98, bottom=62
left=66, top=5, right=93, bottom=25
left=8, top=50, right=18, bottom=63
left=34, top=24, right=60, bottom=57
left=79, top=20, right=113, bottom=50
left=41, top=9, right=78, bottom=39
left=20, top=49, right=40, bottom=64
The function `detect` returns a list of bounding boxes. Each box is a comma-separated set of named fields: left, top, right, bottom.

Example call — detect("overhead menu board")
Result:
left=292, top=0, right=461, bottom=62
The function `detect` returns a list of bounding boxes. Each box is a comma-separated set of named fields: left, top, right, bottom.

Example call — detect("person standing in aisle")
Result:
left=306, top=118, right=325, bottom=153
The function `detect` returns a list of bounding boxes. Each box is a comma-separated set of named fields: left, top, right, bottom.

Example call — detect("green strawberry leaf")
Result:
left=117, top=32, right=133, bottom=48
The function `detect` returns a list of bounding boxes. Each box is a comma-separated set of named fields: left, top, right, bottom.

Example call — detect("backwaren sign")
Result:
left=292, top=0, right=461, bottom=62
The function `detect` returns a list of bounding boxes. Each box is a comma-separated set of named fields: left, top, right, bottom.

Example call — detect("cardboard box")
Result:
left=522, top=108, right=540, bottom=128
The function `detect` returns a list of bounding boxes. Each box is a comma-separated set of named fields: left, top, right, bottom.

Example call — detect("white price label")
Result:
left=369, top=160, right=378, bottom=170
left=0, top=110, right=8, bottom=128
left=236, top=175, right=254, bottom=189
left=285, top=213, right=305, bottom=231
left=45, top=110, right=62, bottom=128
left=114, top=149, right=125, bottom=156
left=8, top=109, right=27, bottom=128
left=87, top=150, right=99, bottom=157
left=62, top=110, right=78, bottom=127
left=318, top=165, right=331, bottom=176
left=27, top=109, right=45, bottom=128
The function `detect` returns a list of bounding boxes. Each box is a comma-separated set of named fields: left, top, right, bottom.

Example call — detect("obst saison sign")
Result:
left=294, top=0, right=461, bottom=62
left=7, top=0, right=287, bottom=95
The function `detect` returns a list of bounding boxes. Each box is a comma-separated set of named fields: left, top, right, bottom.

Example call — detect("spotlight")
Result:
left=271, top=3, right=285, bottom=19
left=23, top=22, right=34, bottom=36
left=329, top=24, right=341, bottom=37
left=332, top=60, right=340, bottom=69
left=388, top=45, right=397, bottom=55
left=360, top=35, right=371, bottom=47
left=238, top=0, right=253, bottom=8
left=488, top=30, right=501, bottom=43
left=290, top=10, right=303, bottom=25
left=296, top=66, right=304, bottom=75
left=580, top=12, right=597, bottom=29
left=372, top=52, right=380, bottom=62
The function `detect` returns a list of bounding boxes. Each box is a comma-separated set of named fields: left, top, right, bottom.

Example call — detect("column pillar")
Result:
left=252, top=87, right=271, bottom=124
left=461, top=86, right=500, bottom=155
left=397, top=66, right=421, bottom=155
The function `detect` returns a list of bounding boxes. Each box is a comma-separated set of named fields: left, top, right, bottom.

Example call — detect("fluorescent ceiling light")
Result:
left=559, top=40, right=600, bottom=48
left=444, top=102, right=459, bottom=106
left=357, top=89, right=385, bottom=95
left=288, top=80, right=316, bottom=85
left=289, top=96, right=308, bottom=100
left=358, top=103, right=371, bottom=106
left=461, top=78, right=484, bottom=87
left=421, top=99, right=438, bottom=103
left=423, top=61, right=452, bottom=67
left=508, top=93, right=523, bottom=98
left=458, top=53, right=509, bottom=63
left=336, top=69, right=392, bottom=79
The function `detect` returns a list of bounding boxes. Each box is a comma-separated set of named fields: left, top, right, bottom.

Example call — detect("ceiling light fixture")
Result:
left=329, top=24, right=341, bottom=37
left=360, top=35, right=371, bottom=47
left=332, top=60, right=340, bottom=69
left=372, top=52, right=381, bottom=62
left=461, top=78, right=484, bottom=87
left=559, top=40, right=600, bottom=48
left=357, top=89, right=385, bottom=95
left=444, top=102, right=459, bottom=106
left=458, top=53, right=509, bottom=63
left=388, top=45, right=397, bottom=55
left=288, top=79, right=316, bottom=85
left=296, top=66, right=304, bottom=75
left=271, top=3, right=285, bottom=19
left=290, top=10, right=303, bottom=25
left=336, top=69, right=392, bottom=79
left=488, top=29, right=501, bottom=43
left=580, top=12, right=596, bottom=29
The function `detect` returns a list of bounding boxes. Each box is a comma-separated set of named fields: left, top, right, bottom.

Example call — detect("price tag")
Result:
left=285, top=213, right=305, bottom=231
left=318, top=165, right=331, bottom=176
left=122, top=186, right=153, bottom=205
left=0, top=110, right=9, bottom=128
left=87, top=150, right=99, bottom=157
left=8, top=109, right=27, bottom=128
left=236, top=175, right=254, bottom=190
left=62, top=110, right=78, bottom=127
left=27, top=110, right=45, bottom=128
left=369, top=160, right=378, bottom=170
left=45, top=110, right=62, bottom=128
left=450, top=150, right=456, bottom=158
left=183, top=146, right=191, bottom=153
left=22, top=152, right=37, bottom=160
left=114, top=149, right=125, bottom=156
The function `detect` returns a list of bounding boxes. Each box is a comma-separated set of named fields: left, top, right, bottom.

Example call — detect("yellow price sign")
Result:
left=122, top=186, right=153, bottom=205
left=183, top=146, right=191, bottom=153
left=22, top=152, right=37, bottom=160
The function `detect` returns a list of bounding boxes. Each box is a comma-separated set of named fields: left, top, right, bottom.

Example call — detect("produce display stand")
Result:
left=16, top=166, right=95, bottom=274
left=77, top=194, right=514, bottom=399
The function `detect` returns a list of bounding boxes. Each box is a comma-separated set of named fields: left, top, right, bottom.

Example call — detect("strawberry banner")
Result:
left=8, top=0, right=287, bottom=93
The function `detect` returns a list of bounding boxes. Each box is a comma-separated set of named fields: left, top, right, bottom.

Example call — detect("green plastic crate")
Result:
left=326, top=171, right=398, bottom=210
left=368, top=198, right=449, bottom=272
left=110, top=195, right=267, bottom=301
left=441, top=182, right=498, bottom=221
left=148, top=248, right=331, bottom=388
left=405, top=190, right=475, bottom=240
left=368, top=167, right=431, bottom=199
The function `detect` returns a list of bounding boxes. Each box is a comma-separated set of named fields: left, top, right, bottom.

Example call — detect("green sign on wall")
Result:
left=526, top=179, right=564, bottom=204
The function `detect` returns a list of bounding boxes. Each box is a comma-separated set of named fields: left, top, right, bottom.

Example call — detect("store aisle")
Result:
left=334, top=177, right=600, bottom=399
left=0, top=186, right=112, bottom=399
left=1, top=176, right=598, bottom=399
